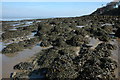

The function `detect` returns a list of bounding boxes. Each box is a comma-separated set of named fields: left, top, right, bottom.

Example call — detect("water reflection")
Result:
left=1, top=45, right=42, bottom=78
left=1, top=20, right=40, bottom=78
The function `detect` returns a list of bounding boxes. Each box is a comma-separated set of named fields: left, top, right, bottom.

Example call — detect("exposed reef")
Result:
left=9, top=15, right=120, bottom=80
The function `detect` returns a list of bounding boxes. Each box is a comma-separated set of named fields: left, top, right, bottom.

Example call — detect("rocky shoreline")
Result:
left=1, top=15, right=119, bottom=80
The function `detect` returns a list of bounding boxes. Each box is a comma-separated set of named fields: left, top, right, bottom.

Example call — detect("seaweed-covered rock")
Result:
left=67, top=35, right=89, bottom=46
left=86, top=27, right=111, bottom=42
left=75, top=28, right=88, bottom=37
left=2, top=43, right=23, bottom=54
left=95, top=43, right=117, bottom=50
left=58, top=47, right=78, bottom=59
left=2, top=30, right=30, bottom=40
left=11, top=16, right=119, bottom=79
left=14, top=62, right=33, bottom=70
left=52, top=37, right=67, bottom=47
left=115, top=28, right=120, bottom=38
left=40, top=40, right=51, bottom=47
left=98, top=35, right=110, bottom=42
left=37, top=48, right=59, bottom=68
left=73, top=43, right=117, bottom=80
left=100, top=57, right=117, bottom=72
left=46, top=55, right=78, bottom=79
left=2, top=38, right=40, bottom=54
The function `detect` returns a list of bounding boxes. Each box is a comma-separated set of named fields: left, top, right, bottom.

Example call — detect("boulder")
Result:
left=14, top=62, right=33, bottom=70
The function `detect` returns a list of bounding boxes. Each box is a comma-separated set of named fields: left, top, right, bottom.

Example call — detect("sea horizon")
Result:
left=0, top=15, right=84, bottom=21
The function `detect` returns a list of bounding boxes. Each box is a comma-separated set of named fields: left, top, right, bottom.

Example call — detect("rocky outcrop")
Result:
left=2, top=38, right=40, bottom=54
left=14, top=62, right=33, bottom=70
left=11, top=16, right=120, bottom=79
left=115, top=28, right=120, bottom=38
left=12, top=42, right=118, bottom=79
left=92, top=1, right=120, bottom=16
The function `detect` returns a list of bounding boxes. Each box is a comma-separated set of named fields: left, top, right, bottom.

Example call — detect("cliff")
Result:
left=92, top=1, right=120, bottom=16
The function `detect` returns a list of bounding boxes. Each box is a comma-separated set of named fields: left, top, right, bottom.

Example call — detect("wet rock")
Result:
left=40, top=40, right=51, bottom=47
left=95, top=43, right=117, bottom=50
left=46, top=54, right=78, bottom=79
left=14, top=62, right=33, bottom=70
left=2, top=37, right=40, bottom=54
left=115, top=28, right=120, bottom=38
left=67, top=35, right=89, bottom=46
left=11, top=16, right=119, bottom=79
left=74, top=28, right=88, bottom=36
left=2, top=30, right=30, bottom=40
left=37, top=48, right=59, bottom=68
left=58, top=47, right=78, bottom=59
left=52, top=37, right=67, bottom=47
left=100, top=57, right=117, bottom=71
left=98, top=35, right=110, bottom=42
left=28, top=68, right=48, bottom=79
left=2, top=43, right=23, bottom=54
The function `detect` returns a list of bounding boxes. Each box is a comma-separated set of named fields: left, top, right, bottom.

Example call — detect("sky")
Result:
left=1, top=2, right=109, bottom=19
left=2, top=0, right=117, bottom=19
left=1, top=0, right=116, bottom=2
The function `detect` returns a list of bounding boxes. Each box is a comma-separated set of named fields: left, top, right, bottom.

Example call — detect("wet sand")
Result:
left=0, top=21, right=40, bottom=79
left=117, top=38, right=120, bottom=79
left=88, top=37, right=102, bottom=49
left=1, top=45, right=42, bottom=78
left=110, top=39, right=119, bottom=78
left=110, top=38, right=120, bottom=79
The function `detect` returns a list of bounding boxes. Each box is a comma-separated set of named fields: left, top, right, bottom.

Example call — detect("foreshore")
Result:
left=1, top=15, right=120, bottom=79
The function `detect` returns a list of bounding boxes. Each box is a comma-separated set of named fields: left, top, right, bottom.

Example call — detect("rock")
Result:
left=67, top=35, right=89, bottom=46
left=11, top=15, right=119, bottom=79
left=13, top=62, right=33, bottom=70
left=46, top=54, right=78, bottom=79
left=40, top=40, right=51, bottom=47
left=115, top=28, right=120, bottom=38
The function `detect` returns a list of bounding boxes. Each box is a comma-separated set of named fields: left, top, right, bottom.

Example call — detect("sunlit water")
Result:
left=0, top=21, right=40, bottom=79
left=1, top=45, right=42, bottom=78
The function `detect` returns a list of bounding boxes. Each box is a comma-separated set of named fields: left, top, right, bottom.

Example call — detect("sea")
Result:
left=0, top=16, right=78, bottom=21
left=0, top=17, right=46, bottom=21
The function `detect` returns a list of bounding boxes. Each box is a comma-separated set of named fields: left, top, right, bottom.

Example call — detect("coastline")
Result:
left=0, top=16, right=81, bottom=22
left=1, top=15, right=120, bottom=79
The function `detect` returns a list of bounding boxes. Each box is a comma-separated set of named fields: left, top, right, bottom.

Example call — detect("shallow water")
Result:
left=116, top=38, right=120, bottom=79
left=101, top=23, right=114, bottom=26
left=88, top=37, right=102, bottom=49
left=12, top=23, right=21, bottom=27
left=9, top=27, right=17, bottom=31
left=0, top=20, right=40, bottom=79
left=1, top=45, right=42, bottom=78
left=110, top=40, right=118, bottom=76
left=76, top=25, right=85, bottom=28
left=0, top=42, right=7, bottom=52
